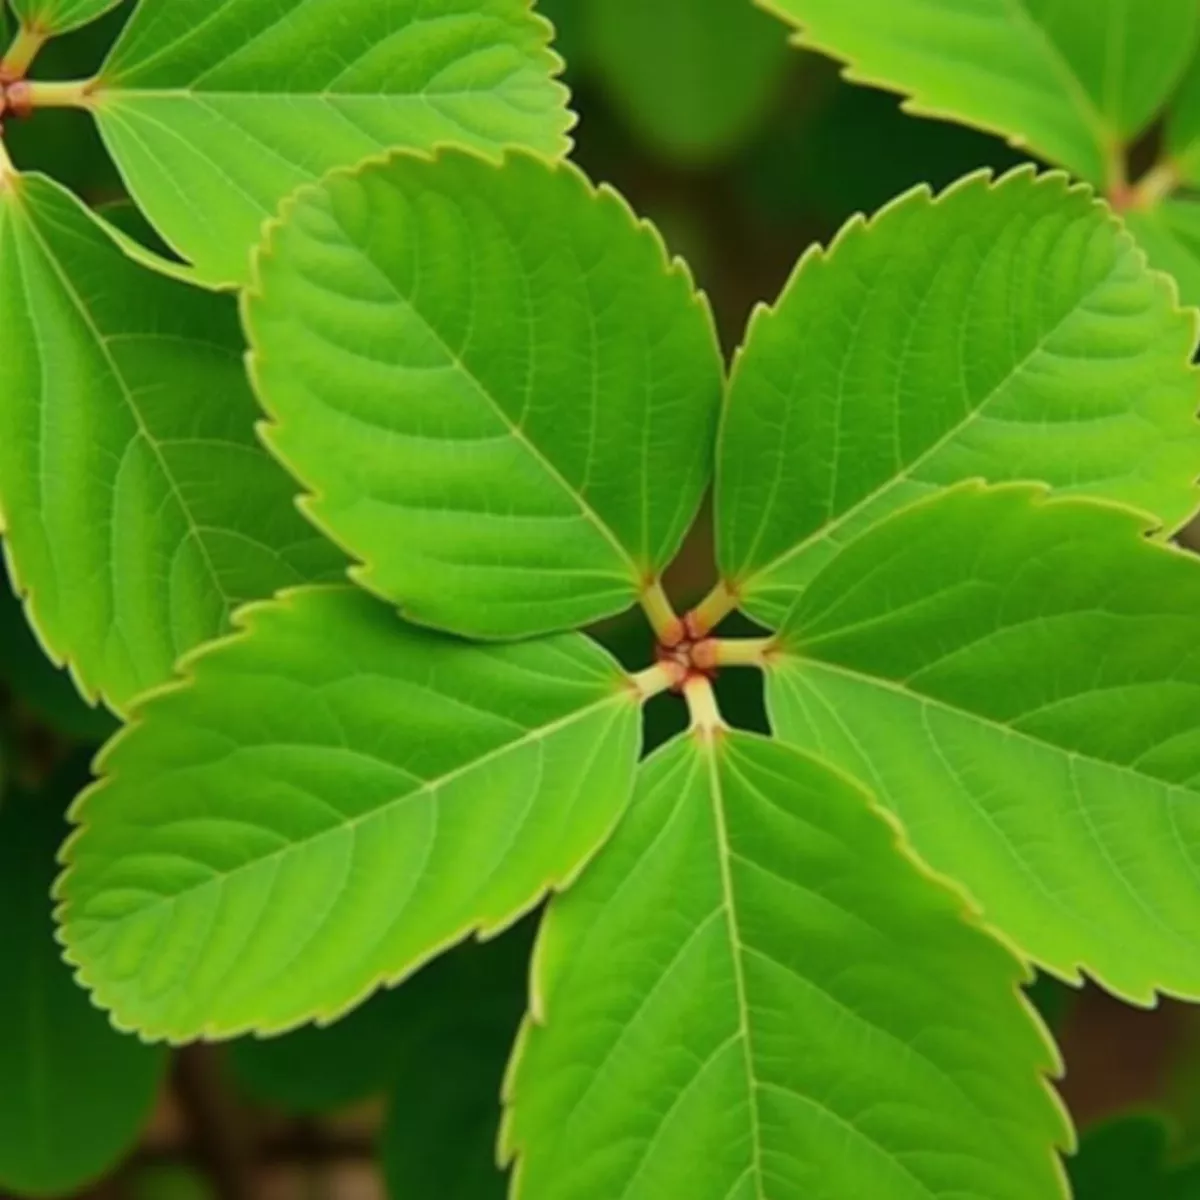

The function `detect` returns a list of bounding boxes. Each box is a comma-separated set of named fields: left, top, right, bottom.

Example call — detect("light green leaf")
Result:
left=1126, top=201, right=1200, bottom=311
left=768, top=482, right=1200, bottom=1005
left=89, top=0, right=573, bottom=287
left=246, top=149, right=723, bottom=641
left=503, top=731, right=1069, bottom=1199
left=759, top=0, right=1199, bottom=185
left=0, top=172, right=343, bottom=713
left=584, top=0, right=790, bottom=163
left=9, top=0, right=123, bottom=35
left=0, top=779, right=166, bottom=1198
left=57, top=585, right=641, bottom=1041
left=717, top=168, right=1200, bottom=628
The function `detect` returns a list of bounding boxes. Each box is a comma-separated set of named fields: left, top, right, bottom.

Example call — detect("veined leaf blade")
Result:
left=717, top=168, right=1200, bottom=627
left=246, top=149, right=723, bottom=641
left=759, top=0, right=1198, bottom=184
left=769, top=483, right=1200, bottom=1004
left=56, top=585, right=641, bottom=1040
left=8, top=0, right=124, bottom=35
left=502, top=731, right=1070, bottom=1199
left=0, top=172, right=343, bottom=712
left=90, top=0, right=573, bottom=286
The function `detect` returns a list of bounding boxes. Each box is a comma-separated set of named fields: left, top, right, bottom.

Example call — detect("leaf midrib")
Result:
left=738, top=239, right=1126, bottom=600
left=317, top=199, right=643, bottom=584
left=71, top=689, right=630, bottom=941
left=13, top=196, right=236, bottom=655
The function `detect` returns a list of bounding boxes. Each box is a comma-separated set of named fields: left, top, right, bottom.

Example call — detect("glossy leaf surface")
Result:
left=760, top=0, right=1198, bottom=184
left=0, top=173, right=342, bottom=712
left=0, top=782, right=166, bottom=1197
left=9, top=0, right=123, bottom=35
left=247, top=150, right=723, bottom=640
left=717, top=168, right=1200, bottom=626
left=585, top=0, right=790, bottom=162
left=89, top=0, right=573, bottom=286
left=768, top=483, right=1200, bottom=1004
left=58, top=586, right=641, bottom=1040
left=503, top=731, right=1069, bottom=1198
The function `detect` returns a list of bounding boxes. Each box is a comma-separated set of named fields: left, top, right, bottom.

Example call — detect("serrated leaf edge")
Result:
left=496, top=728, right=1074, bottom=1197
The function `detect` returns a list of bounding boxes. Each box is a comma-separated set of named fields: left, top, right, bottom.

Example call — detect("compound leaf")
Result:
left=585, top=0, right=790, bottom=163
left=759, top=0, right=1199, bottom=185
left=502, top=731, right=1070, bottom=1199
left=0, top=172, right=343, bottom=713
left=0, top=780, right=166, bottom=1198
left=57, top=585, right=641, bottom=1041
left=9, top=0, right=124, bottom=35
left=717, top=168, right=1200, bottom=627
left=1125, top=201, right=1200, bottom=312
left=246, top=149, right=723, bottom=641
left=768, top=482, right=1200, bottom=1005
left=89, top=0, right=573, bottom=286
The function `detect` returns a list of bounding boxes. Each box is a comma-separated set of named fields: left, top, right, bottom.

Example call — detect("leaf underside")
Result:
left=0, top=786, right=166, bottom=1197
left=769, top=482, right=1200, bottom=1005
left=717, top=167, right=1200, bottom=627
left=90, top=0, right=574, bottom=286
left=759, top=0, right=1199, bottom=183
left=0, top=172, right=343, bottom=713
left=247, top=148, right=723, bottom=641
left=57, top=585, right=641, bottom=1040
left=503, top=731, right=1069, bottom=1199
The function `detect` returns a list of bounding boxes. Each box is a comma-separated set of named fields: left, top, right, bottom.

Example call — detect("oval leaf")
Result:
left=717, top=168, right=1200, bottom=627
left=57, top=585, right=641, bottom=1040
left=0, top=173, right=343, bottom=712
left=768, top=482, right=1200, bottom=1004
left=246, top=149, right=723, bottom=640
left=760, top=0, right=1199, bottom=184
left=90, top=0, right=573, bottom=286
left=0, top=782, right=166, bottom=1197
left=502, top=731, right=1069, bottom=1198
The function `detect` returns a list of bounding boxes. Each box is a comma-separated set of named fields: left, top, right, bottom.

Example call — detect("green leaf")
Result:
left=9, top=0, right=124, bottom=35
left=759, top=0, right=1199, bottom=185
left=1066, top=1114, right=1200, bottom=1199
left=767, top=482, right=1200, bottom=1005
left=0, top=172, right=343, bottom=713
left=246, top=149, right=723, bottom=641
left=502, top=731, right=1069, bottom=1199
left=717, top=168, right=1200, bottom=628
left=1126, top=201, right=1200, bottom=311
left=0, top=566, right=118, bottom=744
left=89, top=0, right=573, bottom=286
left=57, top=585, right=641, bottom=1041
left=535, top=0, right=585, bottom=71
left=584, top=0, right=790, bottom=163
left=380, top=922, right=533, bottom=1198
left=0, top=778, right=167, bottom=1198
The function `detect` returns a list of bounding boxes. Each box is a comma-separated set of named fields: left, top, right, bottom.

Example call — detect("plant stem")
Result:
left=0, top=137, right=16, bottom=188
left=692, top=637, right=775, bottom=671
left=20, top=78, right=95, bottom=109
left=631, top=661, right=683, bottom=700
left=686, top=580, right=739, bottom=638
left=1130, top=160, right=1182, bottom=211
left=640, top=579, right=684, bottom=645
left=0, top=25, right=47, bottom=80
left=684, top=675, right=726, bottom=740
